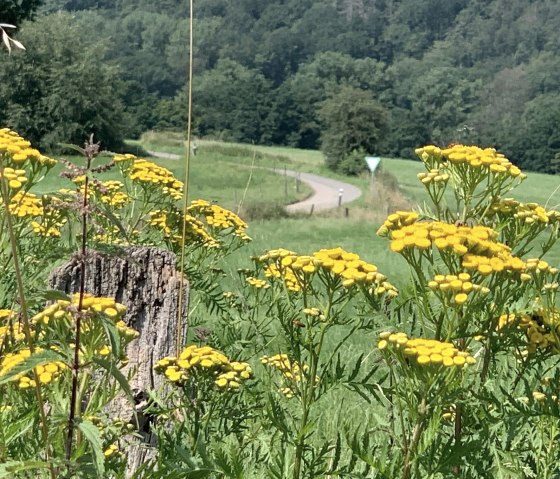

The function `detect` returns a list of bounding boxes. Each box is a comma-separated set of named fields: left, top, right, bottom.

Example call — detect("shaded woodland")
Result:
left=1, top=0, right=560, bottom=172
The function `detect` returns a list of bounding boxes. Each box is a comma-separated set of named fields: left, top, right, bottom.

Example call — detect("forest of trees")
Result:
left=1, top=0, right=560, bottom=173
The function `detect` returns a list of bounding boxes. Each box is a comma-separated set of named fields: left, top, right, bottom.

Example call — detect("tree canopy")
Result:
left=0, top=0, right=42, bottom=26
left=319, top=87, right=389, bottom=174
left=0, top=12, right=126, bottom=151
left=2, top=0, right=560, bottom=172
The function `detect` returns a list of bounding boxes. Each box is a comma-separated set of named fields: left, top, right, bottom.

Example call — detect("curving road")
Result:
left=147, top=150, right=362, bottom=213
left=280, top=169, right=361, bottom=213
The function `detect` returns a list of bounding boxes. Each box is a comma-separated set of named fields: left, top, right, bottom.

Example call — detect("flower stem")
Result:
left=292, top=300, right=329, bottom=479
left=0, top=156, right=55, bottom=479
left=402, top=397, right=427, bottom=479
left=65, top=137, right=98, bottom=464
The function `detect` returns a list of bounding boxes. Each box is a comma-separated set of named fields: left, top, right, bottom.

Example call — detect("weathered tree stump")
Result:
left=49, top=246, right=188, bottom=476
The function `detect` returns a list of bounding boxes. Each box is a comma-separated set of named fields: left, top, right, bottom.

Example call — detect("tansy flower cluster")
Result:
left=523, top=258, right=557, bottom=277
left=257, top=249, right=300, bottom=292
left=428, top=273, right=489, bottom=305
left=303, top=307, right=323, bottom=319
left=531, top=391, right=557, bottom=402
left=0, top=128, right=56, bottom=167
left=377, top=210, right=419, bottom=237
left=91, top=180, right=129, bottom=208
left=261, top=353, right=315, bottom=398
left=0, top=167, right=28, bottom=190
left=114, top=154, right=183, bottom=200
left=83, top=415, right=134, bottom=459
left=314, top=247, right=397, bottom=293
left=531, top=377, right=559, bottom=403
left=487, top=199, right=560, bottom=225
left=155, top=201, right=253, bottom=247
left=155, top=345, right=252, bottom=391
left=32, top=294, right=138, bottom=359
left=385, top=219, right=526, bottom=275
left=0, top=321, right=26, bottom=347
left=415, top=144, right=523, bottom=178
left=8, top=191, right=67, bottom=237
left=264, top=263, right=301, bottom=292
left=116, top=320, right=138, bottom=341
left=0, top=309, right=21, bottom=348
left=33, top=294, right=126, bottom=324
left=461, top=253, right=525, bottom=276
left=417, top=169, right=450, bottom=185
left=0, top=309, right=16, bottom=320
left=0, top=309, right=25, bottom=348
left=386, top=219, right=492, bottom=254
left=113, top=153, right=136, bottom=163
left=520, top=258, right=560, bottom=293
left=92, top=226, right=132, bottom=245
left=188, top=199, right=251, bottom=241
left=30, top=207, right=67, bottom=238
left=72, top=178, right=130, bottom=208
left=148, top=210, right=219, bottom=248
left=0, top=347, right=67, bottom=389
left=378, top=332, right=476, bottom=367
left=104, top=443, right=120, bottom=458
left=8, top=191, right=43, bottom=217
left=147, top=210, right=173, bottom=237
left=246, top=277, right=269, bottom=289
left=257, top=247, right=397, bottom=295
left=442, top=405, right=456, bottom=421
left=261, top=354, right=308, bottom=380
left=498, top=309, right=560, bottom=354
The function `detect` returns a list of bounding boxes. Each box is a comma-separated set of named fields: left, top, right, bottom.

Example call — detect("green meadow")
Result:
left=36, top=133, right=560, bottom=329
left=133, top=134, right=560, bottom=280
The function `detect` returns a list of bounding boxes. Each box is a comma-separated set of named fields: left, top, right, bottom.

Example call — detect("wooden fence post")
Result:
left=49, top=246, right=188, bottom=476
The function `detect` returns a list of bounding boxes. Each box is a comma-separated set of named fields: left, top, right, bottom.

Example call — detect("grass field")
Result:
left=30, top=135, right=560, bottom=287
left=134, top=133, right=560, bottom=275
left=13, top=133, right=560, bottom=475
left=137, top=131, right=324, bottom=167
left=31, top=148, right=312, bottom=217
left=140, top=131, right=560, bottom=211
left=381, top=157, right=560, bottom=208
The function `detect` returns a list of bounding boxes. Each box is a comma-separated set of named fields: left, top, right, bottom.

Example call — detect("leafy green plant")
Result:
left=3, top=127, right=560, bottom=479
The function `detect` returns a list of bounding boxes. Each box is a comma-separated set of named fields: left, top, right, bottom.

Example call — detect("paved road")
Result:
left=147, top=150, right=181, bottom=160
left=147, top=150, right=362, bottom=213
left=280, top=169, right=361, bottom=213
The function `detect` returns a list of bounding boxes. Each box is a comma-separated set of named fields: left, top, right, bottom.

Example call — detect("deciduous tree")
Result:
left=319, top=86, right=390, bottom=173
left=0, top=12, right=126, bottom=150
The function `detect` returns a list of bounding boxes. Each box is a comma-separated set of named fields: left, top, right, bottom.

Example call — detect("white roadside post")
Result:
left=338, top=188, right=344, bottom=207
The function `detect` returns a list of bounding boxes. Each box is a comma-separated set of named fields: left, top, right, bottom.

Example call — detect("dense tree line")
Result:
left=1, top=0, right=560, bottom=172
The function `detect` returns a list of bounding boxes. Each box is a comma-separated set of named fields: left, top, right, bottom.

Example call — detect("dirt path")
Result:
left=147, top=150, right=362, bottom=213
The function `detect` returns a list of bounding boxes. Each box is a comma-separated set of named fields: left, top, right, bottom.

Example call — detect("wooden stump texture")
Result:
left=49, top=246, right=188, bottom=476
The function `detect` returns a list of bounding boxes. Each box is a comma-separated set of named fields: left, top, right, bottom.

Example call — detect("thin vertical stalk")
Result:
left=452, top=403, right=462, bottom=476
left=402, top=397, right=427, bottom=479
left=65, top=139, right=97, bottom=463
left=292, top=288, right=332, bottom=479
left=237, top=149, right=256, bottom=215
left=0, top=157, right=55, bottom=479
left=177, top=0, right=194, bottom=354
left=480, top=334, right=493, bottom=384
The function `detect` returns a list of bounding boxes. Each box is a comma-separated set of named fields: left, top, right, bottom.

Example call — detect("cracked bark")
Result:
left=49, top=246, right=188, bottom=477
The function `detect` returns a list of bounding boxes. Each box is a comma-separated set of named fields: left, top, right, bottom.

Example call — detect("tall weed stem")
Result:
left=402, top=397, right=427, bottom=479
left=64, top=137, right=98, bottom=464
left=0, top=157, right=55, bottom=479
left=292, top=290, right=331, bottom=479
left=177, top=0, right=195, bottom=353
